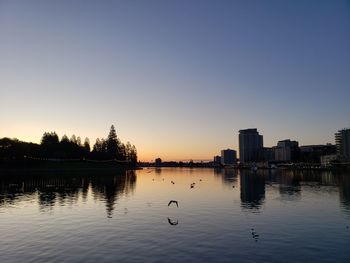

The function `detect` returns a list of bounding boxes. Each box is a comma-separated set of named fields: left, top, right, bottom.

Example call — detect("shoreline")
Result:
left=0, top=159, right=140, bottom=174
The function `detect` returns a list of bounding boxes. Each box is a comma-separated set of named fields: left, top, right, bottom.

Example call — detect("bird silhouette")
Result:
left=168, top=200, right=179, bottom=207
left=167, top=217, right=178, bottom=225
left=251, top=228, right=260, bottom=241
left=171, top=181, right=175, bottom=184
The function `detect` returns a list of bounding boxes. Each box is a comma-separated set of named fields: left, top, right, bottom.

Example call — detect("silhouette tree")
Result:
left=61, top=135, right=69, bottom=143
left=76, top=136, right=82, bottom=147
left=40, top=132, right=60, bottom=158
left=93, top=138, right=102, bottom=152
left=1, top=126, right=137, bottom=165
left=106, top=125, right=120, bottom=159
left=70, top=135, right=77, bottom=144
left=84, top=138, right=90, bottom=152
left=41, top=132, right=59, bottom=145
left=130, top=145, right=137, bottom=165
left=119, top=143, right=126, bottom=161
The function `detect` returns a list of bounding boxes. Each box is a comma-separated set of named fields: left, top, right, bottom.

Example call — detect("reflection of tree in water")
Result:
left=0, top=180, right=26, bottom=207
left=34, top=176, right=82, bottom=212
left=91, top=170, right=136, bottom=218
left=38, top=191, right=57, bottom=212
left=0, top=170, right=136, bottom=216
left=239, top=170, right=265, bottom=210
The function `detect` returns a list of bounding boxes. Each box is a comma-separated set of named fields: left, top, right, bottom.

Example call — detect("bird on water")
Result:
left=167, top=217, right=179, bottom=225
left=168, top=200, right=179, bottom=207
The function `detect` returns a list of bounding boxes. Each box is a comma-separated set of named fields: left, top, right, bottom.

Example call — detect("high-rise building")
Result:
left=221, top=149, right=237, bottom=165
left=239, top=129, right=263, bottom=163
left=335, top=128, right=350, bottom=159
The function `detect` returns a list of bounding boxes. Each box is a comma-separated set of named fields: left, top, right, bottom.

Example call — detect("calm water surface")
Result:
left=0, top=168, right=349, bottom=262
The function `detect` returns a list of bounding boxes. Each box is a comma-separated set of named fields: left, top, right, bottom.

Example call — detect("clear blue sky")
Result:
left=0, top=0, right=349, bottom=161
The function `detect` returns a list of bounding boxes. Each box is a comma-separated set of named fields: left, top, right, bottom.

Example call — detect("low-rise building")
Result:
left=213, top=155, right=221, bottom=165
left=320, top=154, right=338, bottom=165
left=221, top=149, right=237, bottom=165
left=274, top=139, right=299, bottom=162
left=155, top=158, right=162, bottom=167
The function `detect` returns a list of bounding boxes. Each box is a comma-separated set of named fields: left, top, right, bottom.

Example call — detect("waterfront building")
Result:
left=299, top=144, right=336, bottom=163
left=335, top=128, right=350, bottom=159
left=320, top=154, right=338, bottom=165
left=155, top=158, right=162, bottom=167
left=274, top=139, right=299, bottom=162
left=221, top=149, right=236, bottom=165
left=239, top=128, right=263, bottom=163
left=262, top=147, right=275, bottom=162
left=213, top=155, right=221, bottom=164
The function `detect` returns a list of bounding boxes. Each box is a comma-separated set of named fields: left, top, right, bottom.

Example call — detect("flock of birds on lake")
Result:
left=146, top=168, right=266, bottom=242
left=145, top=168, right=350, bottom=241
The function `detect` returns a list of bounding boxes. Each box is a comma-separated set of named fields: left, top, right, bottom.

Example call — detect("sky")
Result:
left=0, top=0, right=349, bottom=161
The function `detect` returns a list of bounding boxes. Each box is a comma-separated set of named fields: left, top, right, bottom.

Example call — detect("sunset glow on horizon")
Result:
left=1, top=0, right=349, bottom=162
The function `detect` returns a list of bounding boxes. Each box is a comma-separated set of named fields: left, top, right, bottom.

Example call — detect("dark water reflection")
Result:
left=0, top=168, right=349, bottom=263
left=213, top=168, right=350, bottom=214
left=0, top=170, right=136, bottom=217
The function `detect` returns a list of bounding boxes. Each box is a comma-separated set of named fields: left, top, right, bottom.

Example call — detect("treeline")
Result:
left=0, top=125, right=137, bottom=165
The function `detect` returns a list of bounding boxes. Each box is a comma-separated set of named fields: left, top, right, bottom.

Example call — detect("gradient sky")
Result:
left=0, top=0, right=349, bottom=161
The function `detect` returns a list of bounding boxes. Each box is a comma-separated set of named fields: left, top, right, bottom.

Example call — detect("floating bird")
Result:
left=171, top=181, right=175, bottom=184
left=167, top=217, right=178, bottom=225
left=190, top=184, right=194, bottom=189
left=232, top=185, right=235, bottom=188
left=251, top=228, right=260, bottom=241
left=199, top=179, right=202, bottom=181
left=168, top=200, right=179, bottom=207
left=346, top=226, right=349, bottom=229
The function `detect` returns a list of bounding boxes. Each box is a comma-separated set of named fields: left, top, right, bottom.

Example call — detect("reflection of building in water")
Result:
left=213, top=168, right=238, bottom=188
left=223, top=168, right=236, bottom=179
left=213, top=168, right=223, bottom=176
left=338, top=175, right=350, bottom=214
left=278, top=170, right=301, bottom=197
left=239, top=170, right=265, bottom=209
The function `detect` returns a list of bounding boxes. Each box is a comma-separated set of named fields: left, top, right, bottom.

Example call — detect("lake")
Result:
left=0, top=168, right=349, bottom=262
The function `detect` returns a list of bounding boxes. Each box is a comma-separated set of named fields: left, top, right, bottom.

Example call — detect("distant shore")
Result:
left=0, top=159, right=139, bottom=173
